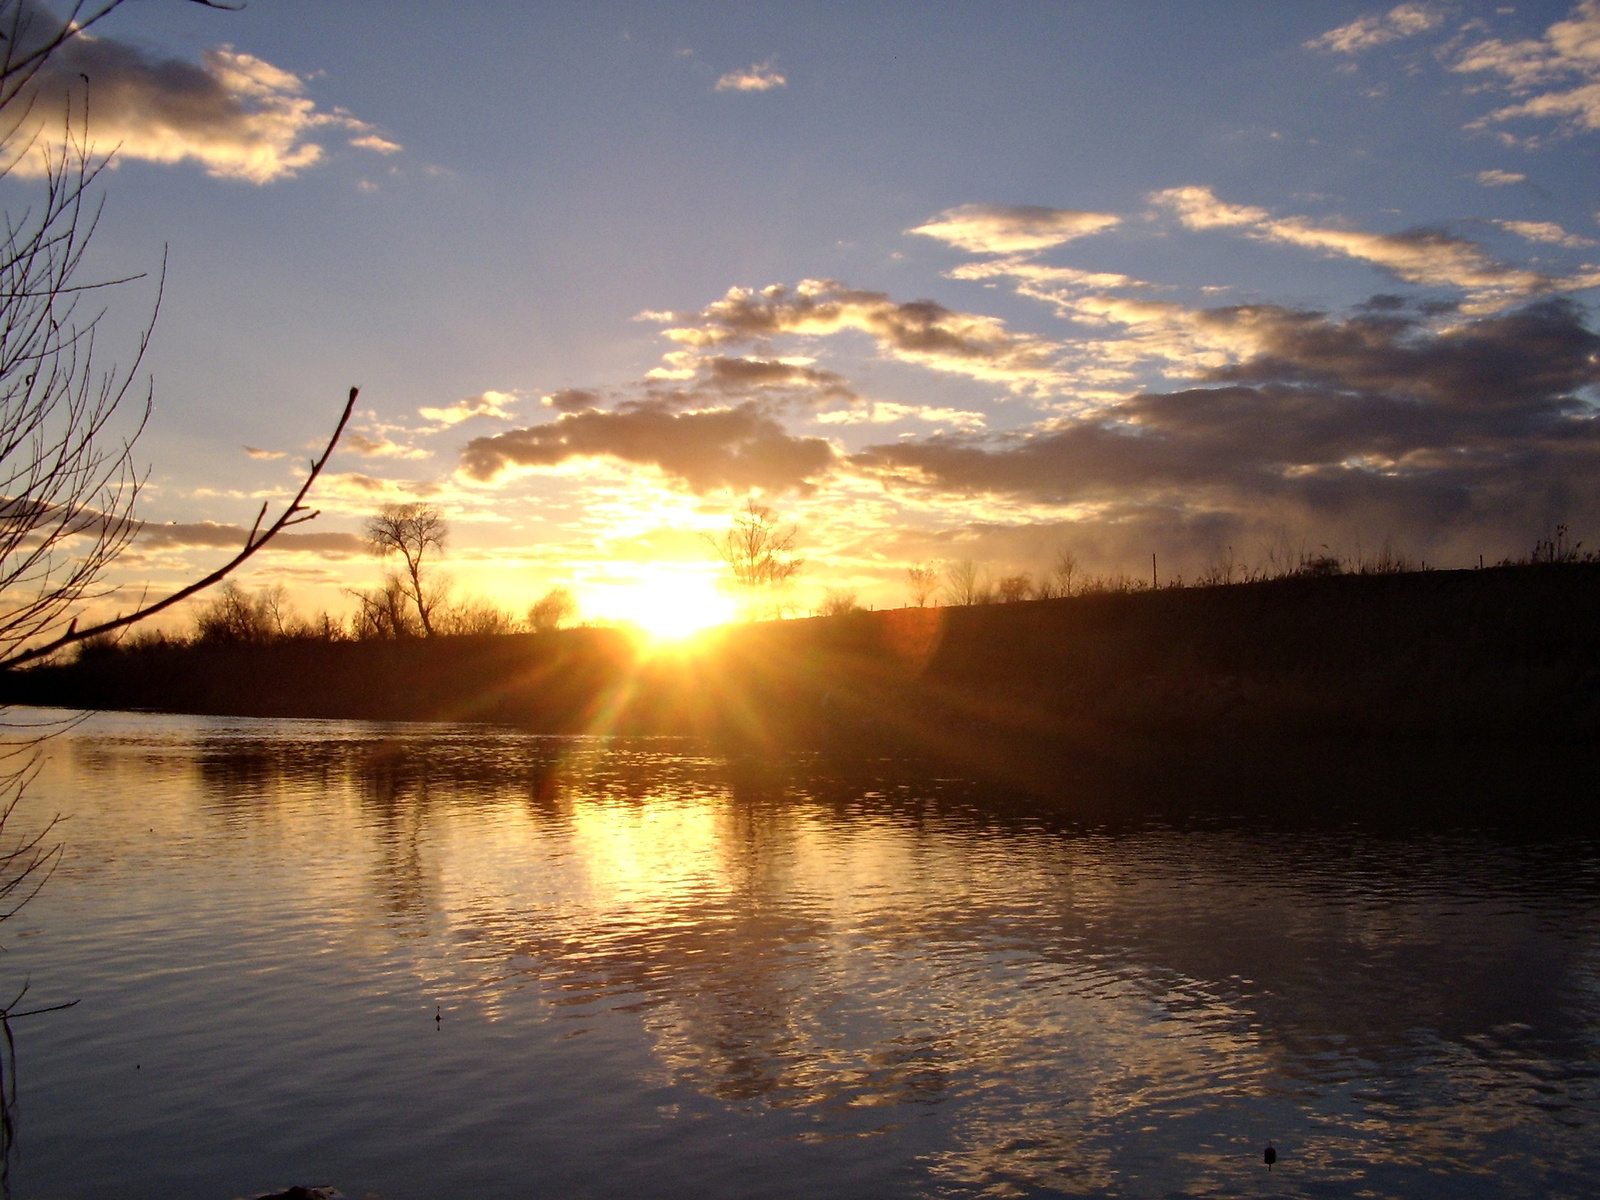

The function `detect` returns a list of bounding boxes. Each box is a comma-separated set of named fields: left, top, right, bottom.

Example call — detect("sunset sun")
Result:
left=591, top=568, right=738, bottom=641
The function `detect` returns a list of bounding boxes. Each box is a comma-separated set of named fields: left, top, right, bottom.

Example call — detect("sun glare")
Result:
left=590, top=568, right=737, bottom=641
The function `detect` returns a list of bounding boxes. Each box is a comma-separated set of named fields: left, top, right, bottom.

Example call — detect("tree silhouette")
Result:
left=365, top=503, right=448, bottom=636
left=708, top=499, right=802, bottom=619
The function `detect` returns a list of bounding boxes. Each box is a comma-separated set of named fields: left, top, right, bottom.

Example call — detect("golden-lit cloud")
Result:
left=910, top=204, right=1121, bottom=254
left=243, top=446, right=285, bottom=460
left=314, top=472, right=442, bottom=503
left=1453, top=0, right=1600, bottom=133
left=714, top=59, right=786, bottom=92
left=1495, top=218, right=1596, bottom=248
left=1150, top=185, right=1591, bottom=310
left=5, top=25, right=398, bottom=183
left=343, top=432, right=431, bottom=459
left=1305, top=4, right=1442, bottom=54
left=418, top=389, right=519, bottom=427
left=816, top=403, right=986, bottom=429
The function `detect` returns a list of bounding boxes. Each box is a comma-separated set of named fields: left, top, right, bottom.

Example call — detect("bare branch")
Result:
left=3, top=386, right=357, bottom=666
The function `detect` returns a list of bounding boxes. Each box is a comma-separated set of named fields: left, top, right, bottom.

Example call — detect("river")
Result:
left=6, top=710, right=1599, bottom=1199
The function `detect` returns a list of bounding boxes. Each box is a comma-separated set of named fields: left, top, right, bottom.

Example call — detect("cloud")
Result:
left=816, top=403, right=986, bottom=429
left=343, top=432, right=431, bottom=459
left=542, top=389, right=603, bottom=413
left=850, top=299, right=1600, bottom=555
left=348, top=133, right=402, bottom=154
left=418, top=389, right=519, bottom=426
left=1476, top=169, right=1528, bottom=186
left=243, top=446, right=285, bottom=460
left=135, top=520, right=367, bottom=556
left=4, top=21, right=398, bottom=183
left=1454, top=0, right=1600, bottom=137
left=1305, top=4, right=1443, bottom=54
left=1495, top=219, right=1596, bottom=248
left=910, top=204, right=1121, bottom=254
left=460, top=400, right=836, bottom=494
left=314, top=472, right=442, bottom=502
left=1151, top=185, right=1592, bottom=310
left=715, top=59, right=786, bottom=92
left=653, top=279, right=1063, bottom=392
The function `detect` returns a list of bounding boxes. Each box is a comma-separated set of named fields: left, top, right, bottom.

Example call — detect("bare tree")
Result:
left=819, top=587, right=860, bottom=616
left=528, top=585, right=576, bottom=633
left=436, top=595, right=517, bottom=636
left=365, top=503, right=448, bottom=636
left=942, top=558, right=988, bottom=607
left=193, top=581, right=273, bottom=644
left=347, top=575, right=418, bottom=640
left=1052, top=548, right=1079, bottom=598
left=905, top=562, right=939, bottom=607
left=707, top=499, right=803, bottom=619
left=996, top=572, right=1032, bottom=603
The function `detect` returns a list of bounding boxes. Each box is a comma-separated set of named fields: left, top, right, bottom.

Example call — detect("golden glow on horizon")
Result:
left=586, top=566, right=738, bottom=641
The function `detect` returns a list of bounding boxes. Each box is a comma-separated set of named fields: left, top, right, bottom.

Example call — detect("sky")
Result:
left=11, top=0, right=1600, bottom=629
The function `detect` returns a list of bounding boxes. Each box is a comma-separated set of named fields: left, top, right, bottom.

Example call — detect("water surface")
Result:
left=7, top=711, right=1600, bottom=1199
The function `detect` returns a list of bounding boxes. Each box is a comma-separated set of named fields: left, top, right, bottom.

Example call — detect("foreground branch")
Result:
left=3, top=386, right=358, bottom=667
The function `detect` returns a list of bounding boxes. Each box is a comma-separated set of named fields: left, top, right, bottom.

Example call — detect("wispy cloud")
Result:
left=5, top=28, right=398, bottom=183
left=418, top=389, right=519, bottom=427
left=135, top=520, right=366, bottom=556
left=910, top=204, right=1121, bottom=254
left=343, top=432, right=431, bottom=459
left=1475, top=169, right=1527, bottom=186
left=1495, top=218, right=1596, bottom=248
left=715, top=59, right=786, bottom=92
left=243, top=446, right=285, bottom=460
left=1150, top=185, right=1594, bottom=311
left=1450, top=1, right=1600, bottom=139
left=1304, top=4, right=1442, bottom=54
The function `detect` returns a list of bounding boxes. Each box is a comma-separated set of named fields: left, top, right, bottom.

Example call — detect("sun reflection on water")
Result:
left=18, top=712, right=1600, bottom=1200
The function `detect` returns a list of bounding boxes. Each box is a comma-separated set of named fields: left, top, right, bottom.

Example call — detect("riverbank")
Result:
left=5, top=565, right=1598, bottom=786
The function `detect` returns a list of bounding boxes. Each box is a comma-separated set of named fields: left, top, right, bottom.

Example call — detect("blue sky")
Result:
left=14, top=0, right=1600, bottom=625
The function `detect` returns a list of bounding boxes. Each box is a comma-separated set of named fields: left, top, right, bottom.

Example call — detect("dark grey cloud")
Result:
left=461, top=400, right=836, bottom=494
left=135, top=521, right=368, bottom=556
left=701, top=356, right=855, bottom=400
left=854, top=299, right=1600, bottom=560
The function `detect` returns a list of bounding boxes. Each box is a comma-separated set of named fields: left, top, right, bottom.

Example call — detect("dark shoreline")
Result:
left=6, top=564, right=1599, bottom=819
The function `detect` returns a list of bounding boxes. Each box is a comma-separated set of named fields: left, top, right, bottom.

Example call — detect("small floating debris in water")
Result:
left=1264, top=1144, right=1277, bottom=1170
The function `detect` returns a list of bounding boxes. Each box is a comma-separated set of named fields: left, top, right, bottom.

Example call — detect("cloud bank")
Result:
left=852, top=298, right=1600, bottom=557
left=461, top=400, right=835, bottom=494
